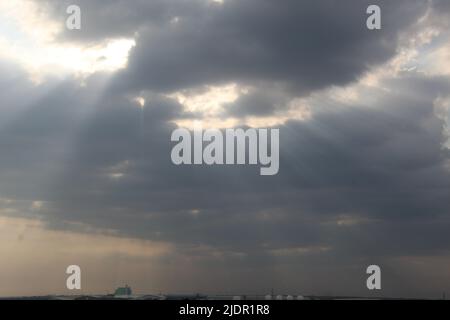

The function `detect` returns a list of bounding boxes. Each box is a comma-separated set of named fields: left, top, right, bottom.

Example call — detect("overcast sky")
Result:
left=0, top=0, right=449, bottom=298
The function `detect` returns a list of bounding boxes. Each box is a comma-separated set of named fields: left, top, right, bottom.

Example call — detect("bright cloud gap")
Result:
left=0, top=0, right=135, bottom=81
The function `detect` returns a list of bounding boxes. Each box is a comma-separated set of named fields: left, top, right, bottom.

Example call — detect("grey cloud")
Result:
left=433, top=0, right=450, bottom=12
left=110, top=0, right=429, bottom=94
left=2, top=0, right=450, bottom=296
left=224, top=88, right=289, bottom=117
left=6, top=74, right=444, bottom=263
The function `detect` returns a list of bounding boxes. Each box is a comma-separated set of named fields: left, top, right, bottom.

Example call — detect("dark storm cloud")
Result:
left=433, top=0, right=450, bottom=12
left=39, top=0, right=430, bottom=95
left=5, top=73, right=444, bottom=262
left=2, top=0, right=450, bottom=296
left=111, top=0, right=428, bottom=94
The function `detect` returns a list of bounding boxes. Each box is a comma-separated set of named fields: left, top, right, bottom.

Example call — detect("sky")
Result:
left=0, top=0, right=449, bottom=298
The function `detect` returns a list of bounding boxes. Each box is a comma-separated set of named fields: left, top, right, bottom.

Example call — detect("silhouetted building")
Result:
left=114, top=285, right=132, bottom=296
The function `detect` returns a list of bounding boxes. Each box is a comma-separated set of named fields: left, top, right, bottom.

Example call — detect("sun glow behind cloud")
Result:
left=0, top=0, right=135, bottom=82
